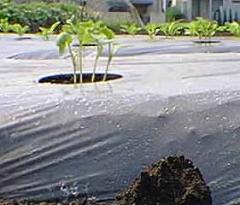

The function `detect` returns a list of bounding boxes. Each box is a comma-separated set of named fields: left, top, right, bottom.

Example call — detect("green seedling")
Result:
left=144, top=23, right=160, bottom=40
left=226, top=22, right=240, bottom=37
left=217, top=25, right=228, bottom=32
left=103, top=42, right=120, bottom=82
left=39, top=21, right=60, bottom=40
left=57, top=32, right=76, bottom=83
left=60, top=19, right=96, bottom=84
left=159, top=21, right=183, bottom=38
left=11, top=24, right=29, bottom=36
left=186, top=17, right=218, bottom=40
left=92, top=44, right=103, bottom=82
left=120, top=23, right=141, bottom=36
left=57, top=18, right=115, bottom=84
left=93, top=22, right=115, bottom=82
left=0, top=18, right=11, bottom=33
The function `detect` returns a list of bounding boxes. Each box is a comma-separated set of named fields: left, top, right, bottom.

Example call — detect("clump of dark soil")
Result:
left=116, top=155, right=212, bottom=205
left=0, top=156, right=212, bottom=205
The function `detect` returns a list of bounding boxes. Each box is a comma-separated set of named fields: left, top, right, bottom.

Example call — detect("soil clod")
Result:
left=116, top=155, right=212, bottom=205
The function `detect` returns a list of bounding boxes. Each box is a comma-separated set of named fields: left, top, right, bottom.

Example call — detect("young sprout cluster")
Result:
left=158, top=21, right=183, bottom=39
left=226, top=22, right=240, bottom=37
left=57, top=18, right=116, bottom=84
left=144, top=23, right=160, bottom=40
left=120, top=23, right=142, bottom=36
left=186, top=17, right=218, bottom=40
left=39, top=21, right=61, bottom=41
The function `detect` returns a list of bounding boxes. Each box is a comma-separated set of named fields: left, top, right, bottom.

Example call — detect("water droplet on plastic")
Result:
left=107, top=150, right=113, bottom=155
left=222, top=116, right=227, bottom=120
left=34, top=121, right=40, bottom=126
left=204, top=116, right=209, bottom=121
left=88, top=196, right=96, bottom=202
left=70, top=186, right=79, bottom=196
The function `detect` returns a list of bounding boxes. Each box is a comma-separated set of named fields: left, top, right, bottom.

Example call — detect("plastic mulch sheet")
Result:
left=1, top=35, right=240, bottom=205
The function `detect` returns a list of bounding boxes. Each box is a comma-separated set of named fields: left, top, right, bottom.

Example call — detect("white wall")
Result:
left=174, top=0, right=192, bottom=20
left=220, top=0, right=240, bottom=21
left=149, top=0, right=166, bottom=22
left=230, top=0, right=240, bottom=20
left=148, top=0, right=240, bottom=22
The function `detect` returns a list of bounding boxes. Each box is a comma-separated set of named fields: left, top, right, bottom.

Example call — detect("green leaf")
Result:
left=49, top=21, right=60, bottom=33
left=56, top=32, right=73, bottom=54
left=100, top=26, right=115, bottom=39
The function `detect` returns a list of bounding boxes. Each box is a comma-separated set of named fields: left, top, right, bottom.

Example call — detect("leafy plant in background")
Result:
left=0, top=2, right=82, bottom=33
left=159, top=21, right=183, bottom=38
left=144, top=23, right=160, bottom=40
left=226, top=22, right=240, bottom=37
left=57, top=19, right=115, bottom=84
left=0, top=18, right=11, bottom=33
left=217, top=24, right=229, bottom=33
left=120, top=23, right=141, bottom=36
left=104, top=20, right=128, bottom=33
left=39, top=21, right=60, bottom=40
left=203, top=20, right=218, bottom=40
left=186, top=17, right=218, bottom=40
left=11, top=23, right=29, bottom=36
left=166, top=6, right=184, bottom=22
left=0, top=0, right=11, bottom=10
left=186, top=20, right=200, bottom=38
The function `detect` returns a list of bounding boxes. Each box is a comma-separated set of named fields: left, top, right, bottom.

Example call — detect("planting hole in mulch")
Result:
left=193, top=40, right=221, bottom=44
left=72, top=43, right=99, bottom=47
left=38, top=73, right=123, bottom=84
left=16, top=37, right=32, bottom=41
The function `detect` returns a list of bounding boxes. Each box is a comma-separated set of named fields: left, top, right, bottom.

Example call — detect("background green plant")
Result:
left=10, top=23, right=29, bottom=36
left=166, top=6, right=184, bottom=22
left=39, top=21, right=60, bottom=40
left=159, top=21, right=183, bottom=38
left=0, top=18, right=11, bottom=33
left=186, top=17, right=218, bottom=40
left=0, top=0, right=11, bottom=9
left=226, top=22, right=240, bottom=37
left=120, top=23, right=142, bottom=36
left=0, top=1, right=83, bottom=32
left=144, top=23, right=160, bottom=40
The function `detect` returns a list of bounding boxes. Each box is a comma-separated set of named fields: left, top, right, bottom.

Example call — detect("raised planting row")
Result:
left=120, top=18, right=240, bottom=40
left=0, top=0, right=240, bottom=40
left=1, top=17, right=240, bottom=40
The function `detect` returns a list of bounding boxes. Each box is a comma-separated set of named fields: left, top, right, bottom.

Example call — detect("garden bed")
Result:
left=1, top=35, right=240, bottom=205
